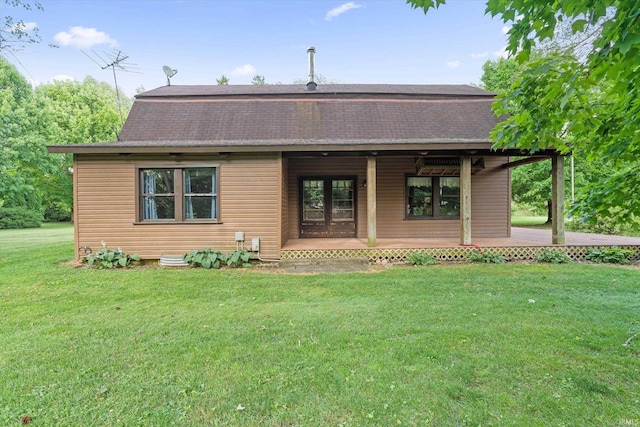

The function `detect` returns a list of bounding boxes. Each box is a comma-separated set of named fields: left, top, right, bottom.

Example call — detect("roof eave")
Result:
left=47, top=139, right=496, bottom=154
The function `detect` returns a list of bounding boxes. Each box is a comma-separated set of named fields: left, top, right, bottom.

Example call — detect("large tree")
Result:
left=1, top=58, right=128, bottom=226
left=0, top=59, right=47, bottom=226
left=408, top=0, right=640, bottom=228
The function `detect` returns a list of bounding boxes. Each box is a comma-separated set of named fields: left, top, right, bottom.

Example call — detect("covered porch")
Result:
left=281, top=227, right=640, bottom=262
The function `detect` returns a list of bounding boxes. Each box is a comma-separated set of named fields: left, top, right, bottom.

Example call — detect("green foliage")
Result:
left=1, top=0, right=44, bottom=53
left=585, top=246, right=634, bottom=265
left=535, top=248, right=572, bottom=264
left=183, top=248, right=227, bottom=269
left=184, top=248, right=253, bottom=269
left=408, top=0, right=640, bottom=227
left=466, top=249, right=507, bottom=264
left=0, top=206, right=41, bottom=229
left=85, top=242, right=140, bottom=269
left=216, top=75, right=229, bottom=85
left=1, top=57, right=129, bottom=224
left=225, top=249, right=254, bottom=268
left=251, top=74, right=266, bottom=85
left=405, top=251, right=438, bottom=266
left=43, top=202, right=72, bottom=222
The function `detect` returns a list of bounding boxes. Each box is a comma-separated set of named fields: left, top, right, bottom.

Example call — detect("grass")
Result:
left=511, top=216, right=550, bottom=228
left=1, top=224, right=640, bottom=426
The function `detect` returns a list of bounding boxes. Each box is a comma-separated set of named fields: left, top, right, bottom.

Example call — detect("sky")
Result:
left=5, top=0, right=511, bottom=97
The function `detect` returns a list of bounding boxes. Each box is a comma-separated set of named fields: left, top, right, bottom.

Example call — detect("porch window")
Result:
left=406, top=176, right=459, bottom=218
left=140, top=167, right=218, bottom=222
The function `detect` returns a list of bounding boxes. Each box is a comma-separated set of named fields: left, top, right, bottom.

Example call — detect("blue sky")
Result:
left=6, top=0, right=510, bottom=96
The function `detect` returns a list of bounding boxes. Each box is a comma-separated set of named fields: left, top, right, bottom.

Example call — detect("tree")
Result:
left=216, top=75, right=229, bottom=85
left=35, top=77, right=129, bottom=220
left=408, top=0, right=640, bottom=229
left=1, top=0, right=43, bottom=53
left=251, top=74, right=266, bottom=85
left=0, top=58, right=45, bottom=224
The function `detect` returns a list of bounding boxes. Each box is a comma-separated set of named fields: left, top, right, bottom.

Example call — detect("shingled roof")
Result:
left=49, top=84, right=502, bottom=154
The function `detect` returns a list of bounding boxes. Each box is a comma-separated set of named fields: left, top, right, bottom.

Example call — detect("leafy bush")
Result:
left=225, top=249, right=254, bottom=268
left=183, top=248, right=227, bottom=269
left=466, top=249, right=507, bottom=264
left=405, top=252, right=438, bottom=266
left=535, top=248, right=572, bottom=264
left=585, top=246, right=634, bottom=264
left=184, top=248, right=254, bottom=269
left=43, top=203, right=72, bottom=222
left=0, top=207, right=41, bottom=229
left=85, top=242, right=140, bottom=269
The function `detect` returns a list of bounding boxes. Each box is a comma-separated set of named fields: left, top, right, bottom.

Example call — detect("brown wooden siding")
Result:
left=287, top=155, right=509, bottom=241
left=376, top=156, right=509, bottom=238
left=74, top=153, right=281, bottom=260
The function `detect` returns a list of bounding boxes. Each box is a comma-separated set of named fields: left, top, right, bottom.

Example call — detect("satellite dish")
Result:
left=163, top=65, right=178, bottom=85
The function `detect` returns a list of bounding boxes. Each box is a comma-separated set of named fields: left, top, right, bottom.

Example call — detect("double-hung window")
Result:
left=140, top=166, right=219, bottom=222
left=406, top=176, right=460, bottom=218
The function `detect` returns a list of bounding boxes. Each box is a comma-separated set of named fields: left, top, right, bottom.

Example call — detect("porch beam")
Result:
left=460, top=155, right=472, bottom=245
left=500, top=156, right=551, bottom=169
left=551, top=155, right=565, bottom=245
left=367, top=157, right=377, bottom=247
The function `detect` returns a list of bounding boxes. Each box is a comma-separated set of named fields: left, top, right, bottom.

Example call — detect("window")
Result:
left=406, top=176, right=459, bottom=218
left=140, top=167, right=218, bottom=222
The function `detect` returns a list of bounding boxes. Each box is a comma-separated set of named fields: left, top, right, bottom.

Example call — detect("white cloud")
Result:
left=54, top=26, right=117, bottom=49
left=231, top=64, right=257, bottom=77
left=471, top=52, right=488, bottom=59
left=446, top=60, right=461, bottom=69
left=502, top=25, right=511, bottom=34
left=326, top=2, right=362, bottom=21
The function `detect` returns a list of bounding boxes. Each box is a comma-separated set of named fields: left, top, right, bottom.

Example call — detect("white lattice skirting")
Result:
left=281, top=245, right=640, bottom=262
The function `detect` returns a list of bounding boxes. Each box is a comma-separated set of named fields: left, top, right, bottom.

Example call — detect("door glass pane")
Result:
left=407, top=177, right=432, bottom=217
left=303, top=180, right=324, bottom=221
left=332, top=180, right=354, bottom=220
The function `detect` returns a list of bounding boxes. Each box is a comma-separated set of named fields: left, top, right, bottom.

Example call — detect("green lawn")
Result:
left=1, top=224, right=639, bottom=426
left=511, top=216, right=550, bottom=228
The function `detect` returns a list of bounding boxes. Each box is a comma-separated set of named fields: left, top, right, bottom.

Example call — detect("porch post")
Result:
left=551, top=155, right=565, bottom=245
left=367, top=156, right=377, bottom=247
left=460, top=155, right=472, bottom=245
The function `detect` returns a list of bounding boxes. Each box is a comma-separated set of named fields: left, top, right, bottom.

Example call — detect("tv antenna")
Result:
left=82, top=49, right=142, bottom=131
left=163, top=65, right=178, bottom=86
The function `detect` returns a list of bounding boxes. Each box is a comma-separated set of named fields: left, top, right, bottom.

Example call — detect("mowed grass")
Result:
left=511, top=216, right=550, bottom=228
left=1, top=225, right=640, bottom=426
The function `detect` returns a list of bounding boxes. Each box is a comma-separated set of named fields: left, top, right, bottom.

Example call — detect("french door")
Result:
left=299, top=177, right=357, bottom=238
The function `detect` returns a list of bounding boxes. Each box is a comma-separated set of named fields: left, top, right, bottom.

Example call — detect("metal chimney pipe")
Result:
left=307, top=46, right=317, bottom=91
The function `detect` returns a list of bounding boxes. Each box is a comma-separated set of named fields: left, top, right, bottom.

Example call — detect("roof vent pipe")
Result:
left=306, top=46, right=317, bottom=91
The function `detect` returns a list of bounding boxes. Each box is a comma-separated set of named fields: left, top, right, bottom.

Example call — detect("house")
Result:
left=48, top=52, right=565, bottom=261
